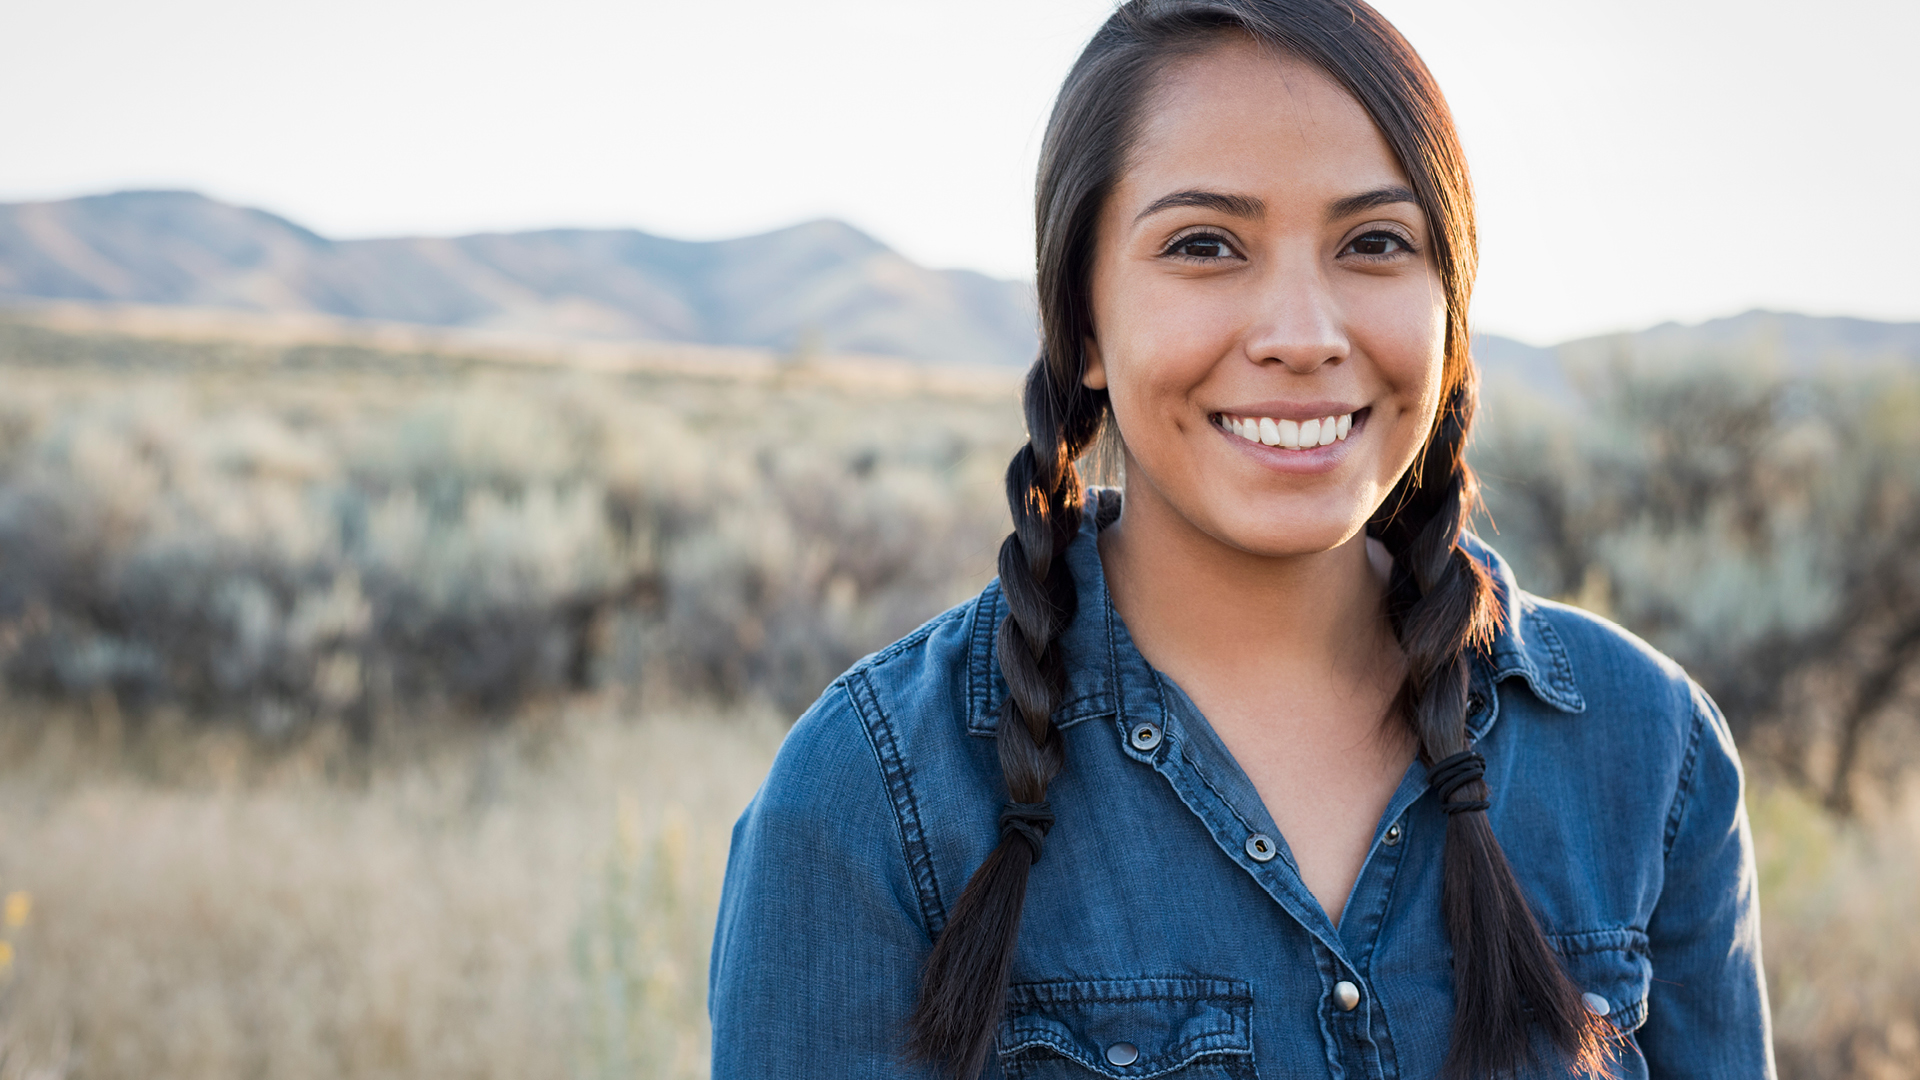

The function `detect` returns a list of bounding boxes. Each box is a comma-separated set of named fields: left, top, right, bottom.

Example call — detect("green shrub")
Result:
left=0, top=322, right=1019, bottom=737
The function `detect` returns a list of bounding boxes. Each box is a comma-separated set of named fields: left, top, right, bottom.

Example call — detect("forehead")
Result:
left=1122, top=39, right=1410, bottom=206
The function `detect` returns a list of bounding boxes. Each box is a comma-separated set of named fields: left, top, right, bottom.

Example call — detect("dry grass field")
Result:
left=0, top=708, right=1915, bottom=1080
left=0, top=700, right=782, bottom=1080
left=0, top=310, right=1916, bottom=1079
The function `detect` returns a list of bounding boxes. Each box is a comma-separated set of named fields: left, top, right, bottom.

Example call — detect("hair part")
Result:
left=911, top=3, right=1612, bottom=1077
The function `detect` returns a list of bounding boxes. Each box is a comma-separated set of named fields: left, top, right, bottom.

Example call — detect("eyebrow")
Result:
left=1133, top=190, right=1265, bottom=223
left=1327, top=185, right=1420, bottom=221
left=1131, top=185, right=1422, bottom=225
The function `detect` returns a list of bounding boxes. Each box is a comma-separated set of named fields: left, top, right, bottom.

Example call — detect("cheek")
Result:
left=1351, top=282, right=1447, bottom=407
left=1099, top=288, right=1243, bottom=413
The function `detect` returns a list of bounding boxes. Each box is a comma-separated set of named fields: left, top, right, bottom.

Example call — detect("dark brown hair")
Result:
left=909, top=2, right=1613, bottom=1077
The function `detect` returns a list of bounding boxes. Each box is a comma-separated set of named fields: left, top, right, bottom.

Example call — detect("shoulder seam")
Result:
left=968, top=580, right=1004, bottom=734
left=855, top=600, right=973, bottom=674
left=1663, top=695, right=1711, bottom=859
left=843, top=668, right=949, bottom=940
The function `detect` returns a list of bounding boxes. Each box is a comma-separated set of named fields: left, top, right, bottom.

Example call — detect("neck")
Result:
left=1097, top=479, right=1403, bottom=724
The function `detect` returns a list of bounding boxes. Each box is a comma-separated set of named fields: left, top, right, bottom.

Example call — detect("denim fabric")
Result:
left=711, top=497, right=1775, bottom=1078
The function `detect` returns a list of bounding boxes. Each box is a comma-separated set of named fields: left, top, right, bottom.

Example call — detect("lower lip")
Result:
left=1214, top=409, right=1369, bottom=475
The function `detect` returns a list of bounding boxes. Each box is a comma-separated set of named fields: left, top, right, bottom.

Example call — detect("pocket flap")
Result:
left=998, top=977, right=1253, bottom=1077
left=1555, top=930, right=1654, bottom=1034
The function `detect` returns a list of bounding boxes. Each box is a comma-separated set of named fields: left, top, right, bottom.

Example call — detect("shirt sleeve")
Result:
left=1637, top=687, right=1777, bottom=1078
left=709, top=681, right=944, bottom=1079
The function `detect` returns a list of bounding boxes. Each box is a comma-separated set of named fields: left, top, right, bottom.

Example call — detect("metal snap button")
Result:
left=1105, top=1041, right=1139, bottom=1066
left=1581, top=991, right=1611, bottom=1017
left=1128, top=722, right=1162, bottom=751
left=1245, top=833, right=1277, bottom=861
left=1333, top=980, right=1361, bottom=1011
left=1383, top=821, right=1403, bottom=846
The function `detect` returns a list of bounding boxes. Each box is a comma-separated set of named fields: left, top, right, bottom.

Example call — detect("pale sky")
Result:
left=3, top=0, right=1915, bottom=344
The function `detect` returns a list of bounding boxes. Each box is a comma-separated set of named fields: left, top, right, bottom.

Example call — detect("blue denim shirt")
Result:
left=711, top=500, right=1774, bottom=1078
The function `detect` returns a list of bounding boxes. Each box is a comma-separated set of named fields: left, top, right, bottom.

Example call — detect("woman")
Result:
left=710, top=1, right=1773, bottom=1077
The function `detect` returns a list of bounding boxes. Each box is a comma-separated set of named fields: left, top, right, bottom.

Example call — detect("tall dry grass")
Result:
left=0, top=708, right=1916, bottom=1080
left=0, top=699, right=783, bottom=1080
left=1752, top=779, right=1920, bottom=1078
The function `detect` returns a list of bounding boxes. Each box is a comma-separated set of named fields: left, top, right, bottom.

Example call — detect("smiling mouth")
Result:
left=1212, top=408, right=1366, bottom=449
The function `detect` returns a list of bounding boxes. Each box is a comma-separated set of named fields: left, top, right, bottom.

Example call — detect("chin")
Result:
left=1204, top=503, right=1370, bottom=560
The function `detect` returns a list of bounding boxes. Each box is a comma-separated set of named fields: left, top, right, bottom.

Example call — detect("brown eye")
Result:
left=1348, top=231, right=1408, bottom=257
left=1165, top=232, right=1237, bottom=260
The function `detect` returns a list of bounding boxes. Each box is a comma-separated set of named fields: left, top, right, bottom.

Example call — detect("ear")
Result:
left=1081, top=336, right=1109, bottom=390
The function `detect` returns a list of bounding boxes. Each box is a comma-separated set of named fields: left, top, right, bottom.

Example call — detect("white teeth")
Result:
left=1221, top=409, right=1359, bottom=450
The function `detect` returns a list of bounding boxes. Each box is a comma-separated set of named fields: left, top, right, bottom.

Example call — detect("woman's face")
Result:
left=1085, top=40, right=1448, bottom=560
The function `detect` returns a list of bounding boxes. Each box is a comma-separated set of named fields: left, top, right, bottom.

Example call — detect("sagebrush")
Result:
left=0, top=318, right=1019, bottom=733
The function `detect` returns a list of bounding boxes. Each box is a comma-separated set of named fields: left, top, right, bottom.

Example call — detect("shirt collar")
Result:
left=964, top=491, right=1585, bottom=739
left=1461, top=530, right=1587, bottom=723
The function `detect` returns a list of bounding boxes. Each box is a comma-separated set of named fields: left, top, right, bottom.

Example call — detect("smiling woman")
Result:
left=709, top=3, right=1774, bottom=1079
left=1085, top=37, right=1454, bottom=973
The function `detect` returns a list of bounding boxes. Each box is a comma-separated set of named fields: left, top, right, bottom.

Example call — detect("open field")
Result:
left=1, top=311, right=1917, bottom=1078
left=0, top=701, right=781, bottom=1080
left=0, top=707, right=1915, bottom=1080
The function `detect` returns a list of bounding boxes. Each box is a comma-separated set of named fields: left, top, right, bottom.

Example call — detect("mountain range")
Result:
left=0, top=190, right=1037, bottom=367
left=3, top=190, right=1918, bottom=378
left=1473, top=310, right=1920, bottom=403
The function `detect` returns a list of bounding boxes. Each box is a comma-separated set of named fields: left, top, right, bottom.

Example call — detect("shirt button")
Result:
left=1128, top=721, right=1162, bottom=751
left=1383, top=822, right=1403, bottom=846
left=1105, top=1041, right=1139, bottom=1066
left=1245, top=833, right=1277, bottom=861
left=1581, top=992, right=1611, bottom=1017
left=1333, top=980, right=1361, bottom=1011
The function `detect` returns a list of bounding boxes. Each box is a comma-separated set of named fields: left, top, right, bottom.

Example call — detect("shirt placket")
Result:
left=1329, top=770, right=1425, bottom=1080
left=1117, top=672, right=1430, bottom=1080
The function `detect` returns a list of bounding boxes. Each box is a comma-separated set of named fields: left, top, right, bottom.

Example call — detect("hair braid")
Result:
left=907, top=359, right=1108, bottom=1079
left=1373, top=379, right=1613, bottom=1079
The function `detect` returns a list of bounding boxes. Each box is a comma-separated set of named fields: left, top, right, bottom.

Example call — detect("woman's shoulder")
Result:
left=757, top=582, right=1001, bottom=810
left=732, top=585, right=1002, bottom=939
left=1467, top=544, right=1743, bottom=854
left=1516, top=592, right=1704, bottom=716
left=713, top=592, right=1006, bottom=1048
left=1466, top=536, right=1728, bottom=763
left=844, top=580, right=1001, bottom=712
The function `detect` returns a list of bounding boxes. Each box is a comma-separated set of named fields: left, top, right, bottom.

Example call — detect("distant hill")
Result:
left=1554, top=310, right=1920, bottom=374
left=5, top=190, right=1917, bottom=381
left=1473, top=310, right=1920, bottom=404
left=0, top=190, right=1038, bottom=367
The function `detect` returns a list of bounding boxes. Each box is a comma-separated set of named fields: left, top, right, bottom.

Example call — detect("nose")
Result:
left=1243, top=266, right=1349, bottom=374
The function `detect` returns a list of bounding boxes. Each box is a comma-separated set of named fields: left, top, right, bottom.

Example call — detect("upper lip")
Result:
left=1212, top=401, right=1367, bottom=422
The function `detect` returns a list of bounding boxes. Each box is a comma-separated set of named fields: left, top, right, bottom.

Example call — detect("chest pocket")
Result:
left=1558, top=938, right=1653, bottom=1037
left=997, top=977, right=1254, bottom=1079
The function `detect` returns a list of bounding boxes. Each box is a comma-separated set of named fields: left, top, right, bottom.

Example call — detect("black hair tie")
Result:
left=1000, top=801, right=1055, bottom=864
left=1428, top=750, right=1491, bottom=815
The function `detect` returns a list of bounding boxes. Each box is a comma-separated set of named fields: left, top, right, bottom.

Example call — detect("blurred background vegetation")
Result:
left=0, top=311, right=1916, bottom=1078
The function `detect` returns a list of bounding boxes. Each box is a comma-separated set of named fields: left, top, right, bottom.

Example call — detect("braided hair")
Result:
left=909, top=3, right=1612, bottom=1077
